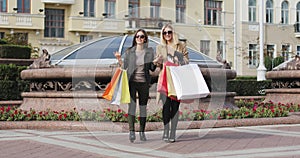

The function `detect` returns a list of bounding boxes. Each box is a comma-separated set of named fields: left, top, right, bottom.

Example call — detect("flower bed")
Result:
left=1, top=100, right=299, bottom=122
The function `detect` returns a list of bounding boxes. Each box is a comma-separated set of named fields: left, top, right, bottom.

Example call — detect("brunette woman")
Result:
left=115, top=29, right=157, bottom=143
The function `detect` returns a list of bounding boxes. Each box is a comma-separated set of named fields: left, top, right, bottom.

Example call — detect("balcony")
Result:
left=0, top=13, right=44, bottom=30
left=125, top=17, right=171, bottom=30
left=41, top=0, right=75, bottom=4
left=68, top=16, right=125, bottom=33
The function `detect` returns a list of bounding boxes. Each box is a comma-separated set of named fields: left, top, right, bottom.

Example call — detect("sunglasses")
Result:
left=163, top=31, right=173, bottom=35
left=135, top=35, right=145, bottom=39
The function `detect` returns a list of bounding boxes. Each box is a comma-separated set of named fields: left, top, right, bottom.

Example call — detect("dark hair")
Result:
left=129, top=29, right=148, bottom=49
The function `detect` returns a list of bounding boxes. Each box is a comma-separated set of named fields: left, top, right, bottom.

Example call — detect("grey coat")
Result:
left=123, top=46, right=157, bottom=85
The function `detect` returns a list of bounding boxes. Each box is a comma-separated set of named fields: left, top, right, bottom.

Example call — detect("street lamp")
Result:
left=257, top=0, right=267, bottom=81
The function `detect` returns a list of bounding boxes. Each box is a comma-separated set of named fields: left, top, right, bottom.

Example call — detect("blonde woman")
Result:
left=153, top=24, right=189, bottom=143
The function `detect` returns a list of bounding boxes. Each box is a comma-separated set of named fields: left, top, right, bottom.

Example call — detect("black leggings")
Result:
left=160, top=94, right=180, bottom=125
left=128, top=81, right=149, bottom=117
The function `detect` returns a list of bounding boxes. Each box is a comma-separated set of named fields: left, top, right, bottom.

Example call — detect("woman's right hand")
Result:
left=114, top=51, right=121, bottom=59
left=114, top=51, right=122, bottom=66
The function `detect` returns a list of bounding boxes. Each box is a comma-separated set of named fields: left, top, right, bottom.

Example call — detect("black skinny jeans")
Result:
left=128, top=81, right=149, bottom=117
left=160, top=93, right=180, bottom=126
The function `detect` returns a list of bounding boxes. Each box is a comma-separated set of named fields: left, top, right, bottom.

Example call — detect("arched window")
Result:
left=281, top=1, right=289, bottom=24
left=266, top=0, right=273, bottom=23
left=248, top=0, right=256, bottom=22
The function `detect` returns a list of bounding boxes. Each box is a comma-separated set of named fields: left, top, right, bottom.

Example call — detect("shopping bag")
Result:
left=111, top=70, right=124, bottom=105
left=169, top=64, right=210, bottom=100
left=120, top=70, right=130, bottom=104
left=166, top=66, right=176, bottom=98
left=102, top=68, right=122, bottom=101
left=157, top=61, right=178, bottom=95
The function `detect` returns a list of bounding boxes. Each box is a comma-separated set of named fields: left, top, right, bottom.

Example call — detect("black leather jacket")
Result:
left=123, top=46, right=157, bottom=84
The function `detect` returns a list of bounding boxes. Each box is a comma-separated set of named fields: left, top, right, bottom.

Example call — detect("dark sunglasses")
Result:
left=163, top=31, right=173, bottom=35
left=135, top=35, right=145, bottom=39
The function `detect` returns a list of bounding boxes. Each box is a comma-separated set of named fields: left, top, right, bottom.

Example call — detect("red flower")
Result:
left=117, top=109, right=122, bottom=113
left=6, top=106, right=11, bottom=112
left=124, top=113, right=128, bottom=118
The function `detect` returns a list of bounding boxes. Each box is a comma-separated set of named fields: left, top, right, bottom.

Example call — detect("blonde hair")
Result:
left=160, top=23, right=179, bottom=46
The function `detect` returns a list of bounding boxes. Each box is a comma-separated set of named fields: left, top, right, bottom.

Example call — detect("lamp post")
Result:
left=257, top=0, right=266, bottom=81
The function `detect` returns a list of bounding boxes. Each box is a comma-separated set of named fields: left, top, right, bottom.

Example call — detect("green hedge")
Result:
left=0, top=64, right=29, bottom=100
left=0, top=80, right=29, bottom=100
left=0, top=45, right=31, bottom=59
left=227, top=79, right=272, bottom=96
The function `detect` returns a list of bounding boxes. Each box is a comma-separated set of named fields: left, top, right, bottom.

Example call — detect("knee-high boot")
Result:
left=128, top=114, right=136, bottom=143
left=162, top=123, right=169, bottom=141
left=139, top=117, right=147, bottom=141
left=169, top=112, right=179, bottom=143
left=139, top=105, right=147, bottom=141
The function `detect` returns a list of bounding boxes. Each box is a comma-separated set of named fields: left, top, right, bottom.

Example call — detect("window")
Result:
left=44, top=9, right=64, bottom=38
left=176, top=0, right=186, bottom=23
left=296, top=2, right=300, bottom=32
left=80, top=35, right=93, bottom=43
left=0, top=32, right=4, bottom=39
left=281, top=44, right=290, bottom=61
left=0, top=0, right=7, bottom=12
left=129, top=0, right=139, bottom=18
left=84, top=0, right=95, bottom=17
left=281, top=1, right=289, bottom=24
left=204, top=0, right=222, bottom=25
left=17, top=0, right=30, bottom=13
left=217, top=41, right=225, bottom=57
left=248, top=0, right=256, bottom=22
left=266, top=0, right=273, bottom=23
left=297, top=46, right=300, bottom=56
left=200, top=40, right=210, bottom=56
left=105, top=0, right=115, bottom=18
left=150, top=0, right=160, bottom=18
left=266, top=44, right=275, bottom=58
left=14, top=33, right=28, bottom=45
left=248, top=44, right=258, bottom=67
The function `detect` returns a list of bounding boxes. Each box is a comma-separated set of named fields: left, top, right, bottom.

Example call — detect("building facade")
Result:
left=0, top=0, right=299, bottom=76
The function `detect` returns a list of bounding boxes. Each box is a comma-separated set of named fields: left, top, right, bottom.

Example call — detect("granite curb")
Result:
left=1, top=112, right=299, bottom=132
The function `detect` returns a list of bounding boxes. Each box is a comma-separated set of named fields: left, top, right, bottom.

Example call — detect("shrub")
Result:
left=0, top=64, right=29, bottom=100
left=0, top=45, right=31, bottom=59
left=227, top=79, right=272, bottom=96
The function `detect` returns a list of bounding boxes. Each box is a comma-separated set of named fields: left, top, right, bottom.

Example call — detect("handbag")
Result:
left=169, top=64, right=210, bottom=100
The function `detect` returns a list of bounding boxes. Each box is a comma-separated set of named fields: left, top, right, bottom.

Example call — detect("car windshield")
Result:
left=50, top=35, right=221, bottom=68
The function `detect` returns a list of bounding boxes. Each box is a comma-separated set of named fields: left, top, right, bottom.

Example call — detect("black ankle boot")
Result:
left=139, top=132, right=147, bottom=141
left=129, top=131, right=136, bottom=143
left=162, top=124, right=169, bottom=142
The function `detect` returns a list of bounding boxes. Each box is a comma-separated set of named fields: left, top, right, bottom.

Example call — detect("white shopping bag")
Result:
left=168, top=64, right=210, bottom=100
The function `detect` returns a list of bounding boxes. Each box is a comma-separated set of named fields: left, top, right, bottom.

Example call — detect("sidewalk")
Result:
left=1, top=124, right=300, bottom=158
left=1, top=113, right=300, bottom=158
